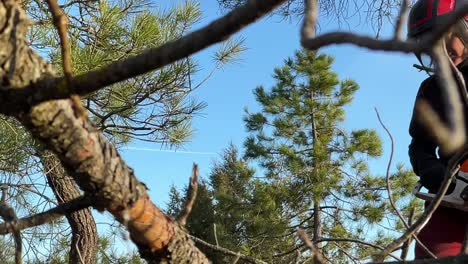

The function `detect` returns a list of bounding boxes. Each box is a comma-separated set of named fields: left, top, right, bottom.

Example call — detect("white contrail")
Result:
left=123, top=146, right=217, bottom=155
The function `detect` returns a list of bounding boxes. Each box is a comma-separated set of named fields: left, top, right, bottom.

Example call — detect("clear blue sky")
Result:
left=119, top=1, right=428, bottom=208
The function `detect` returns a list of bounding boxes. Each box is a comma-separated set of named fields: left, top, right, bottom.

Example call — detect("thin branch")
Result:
left=377, top=148, right=467, bottom=261
left=400, top=207, right=415, bottom=260
left=316, top=238, right=400, bottom=261
left=297, top=229, right=325, bottom=264
left=11, top=0, right=288, bottom=107
left=45, top=0, right=87, bottom=119
left=0, top=195, right=92, bottom=235
left=412, top=64, right=435, bottom=73
left=177, top=164, right=199, bottom=227
left=190, top=235, right=268, bottom=264
left=45, top=0, right=72, bottom=82
left=0, top=185, right=21, bottom=264
left=302, top=2, right=468, bottom=52
left=374, top=108, right=436, bottom=258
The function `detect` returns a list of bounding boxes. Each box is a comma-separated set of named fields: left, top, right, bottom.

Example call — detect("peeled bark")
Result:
left=0, top=0, right=209, bottom=262
left=40, top=151, right=98, bottom=264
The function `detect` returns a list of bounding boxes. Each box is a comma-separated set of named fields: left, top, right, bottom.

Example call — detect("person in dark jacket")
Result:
left=408, top=0, right=468, bottom=258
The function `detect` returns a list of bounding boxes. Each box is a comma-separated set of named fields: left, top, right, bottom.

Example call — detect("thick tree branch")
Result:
left=415, top=43, right=466, bottom=154
left=0, top=0, right=209, bottom=261
left=0, top=0, right=468, bottom=118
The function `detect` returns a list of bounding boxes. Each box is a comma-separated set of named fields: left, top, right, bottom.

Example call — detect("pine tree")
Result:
left=243, top=49, right=416, bottom=262
left=167, top=50, right=420, bottom=262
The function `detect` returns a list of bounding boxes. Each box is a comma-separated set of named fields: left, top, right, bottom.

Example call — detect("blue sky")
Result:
left=119, top=1, right=428, bottom=208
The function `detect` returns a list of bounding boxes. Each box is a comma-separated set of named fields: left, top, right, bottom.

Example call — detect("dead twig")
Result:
left=374, top=108, right=436, bottom=258
left=45, top=0, right=87, bottom=119
left=177, top=164, right=199, bottom=227
left=297, top=229, right=326, bottom=264
left=377, top=148, right=467, bottom=261
left=190, top=235, right=268, bottom=264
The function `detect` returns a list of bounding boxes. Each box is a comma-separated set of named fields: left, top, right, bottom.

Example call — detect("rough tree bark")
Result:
left=40, top=151, right=98, bottom=264
left=0, top=0, right=209, bottom=262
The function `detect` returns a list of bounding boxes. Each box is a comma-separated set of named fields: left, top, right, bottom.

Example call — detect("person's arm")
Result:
left=408, top=138, right=446, bottom=193
left=408, top=77, right=448, bottom=193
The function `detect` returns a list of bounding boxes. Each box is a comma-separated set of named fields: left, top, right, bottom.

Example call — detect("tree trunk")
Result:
left=310, top=91, right=322, bottom=250
left=40, top=151, right=98, bottom=264
left=0, top=0, right=209, bottom=262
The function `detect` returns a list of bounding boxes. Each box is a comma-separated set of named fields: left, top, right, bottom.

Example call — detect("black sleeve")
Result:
left=408, top=77, right=447, bottom=193
left=408, top=138, right=446, bottom=193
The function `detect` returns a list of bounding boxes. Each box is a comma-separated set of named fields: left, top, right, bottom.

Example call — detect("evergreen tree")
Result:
left=166, top=50, right=421, bottom=263
left=243, top=49, right=417, bottom=262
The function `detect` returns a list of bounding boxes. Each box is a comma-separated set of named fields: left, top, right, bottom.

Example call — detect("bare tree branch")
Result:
left=377, top=149, right=468, bottom=261
left=302, top=2, right=468, bottom=52
left=0, top=195, right=92, bottom=235
left=190, top=235, right=268, bottom=264
left=393, top=0, right=409, bottom=40
left=375, top=108, right=435, bottom=258
left=0, top=185, right=21, bottom=264
left=0, top=0, right=288, bottom=111
left=45, top=0, right=87, bottom=120
left=177, top=163, right=199, bottom=227
left=297, top=229, right=326, bottom=264
left=301, top=0, right=317, bottom=43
